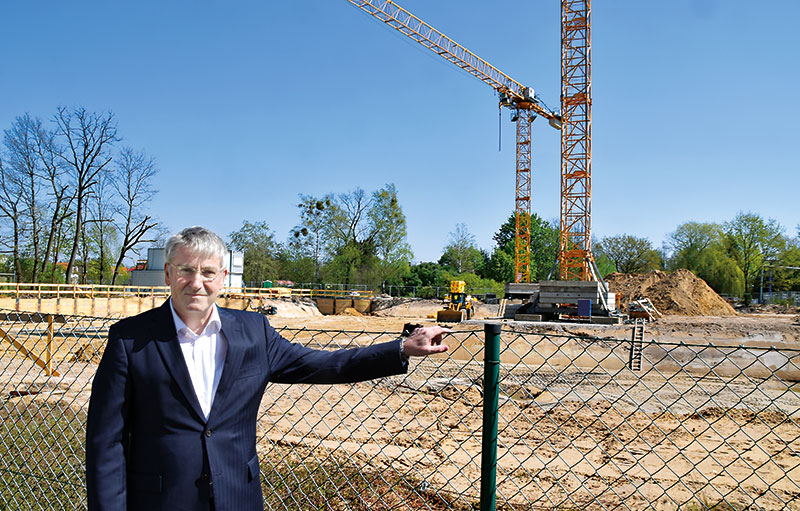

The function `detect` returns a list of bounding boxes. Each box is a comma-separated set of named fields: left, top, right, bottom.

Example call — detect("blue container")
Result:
left=577, top=299, right=592, bottom=317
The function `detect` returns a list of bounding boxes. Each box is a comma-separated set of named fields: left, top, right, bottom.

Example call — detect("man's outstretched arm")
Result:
left=401, top=325, right=451, bottom=358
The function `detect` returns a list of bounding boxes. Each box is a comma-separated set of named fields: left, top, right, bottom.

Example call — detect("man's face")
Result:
left=165, top=245, right=226, bottom=324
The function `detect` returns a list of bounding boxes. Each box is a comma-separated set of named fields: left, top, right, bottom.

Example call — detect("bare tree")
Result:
left=326, top=188, right=376, bottom=251
left=109, top=147, right=160, bottom=285
left=0, top=157, right=23, bottom=279
left=3, top=115, right=48, bottom=281
left=441, top=223, right=479, bottom=273
left=54, top=107, right=119, bottom=283
left=86, top=170, right=116, bottom=283
left=48, top=215, right=71, bottom=283
left=31, top=117, right=73, bottom=280
left=292, top=194, right=332, bottom=282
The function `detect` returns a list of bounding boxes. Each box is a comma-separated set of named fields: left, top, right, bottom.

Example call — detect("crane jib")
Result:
left=348, top=0, right=559, bottom=124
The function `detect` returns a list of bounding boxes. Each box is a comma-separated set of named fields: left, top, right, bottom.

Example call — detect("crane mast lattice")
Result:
left=560, top=0, right=593, bottom=281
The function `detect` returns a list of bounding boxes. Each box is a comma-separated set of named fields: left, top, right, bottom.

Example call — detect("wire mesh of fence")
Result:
left=1, top=307, right=799, bottom=510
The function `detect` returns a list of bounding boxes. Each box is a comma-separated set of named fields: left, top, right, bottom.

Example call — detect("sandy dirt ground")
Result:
left=251, top=298, right=800, bottom=510
left=3, top=295, right=800, bottom=509
left=268, top=297, right=800, bottom=347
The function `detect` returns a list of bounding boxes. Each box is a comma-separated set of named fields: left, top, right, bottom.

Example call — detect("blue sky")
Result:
left=1, top=1, right=797, bottom=263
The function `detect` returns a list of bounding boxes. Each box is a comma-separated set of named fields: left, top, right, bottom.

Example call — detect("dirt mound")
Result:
left=339, top=307, right=363, bottom=316
left=371, top=297, right=443, bottom=318
left=605, top=269, right=736, bottom=317
left=249, top=298, right=322, bottom=318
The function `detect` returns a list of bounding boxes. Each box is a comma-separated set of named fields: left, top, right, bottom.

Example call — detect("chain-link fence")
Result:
left=2, top=308, right=799, bottom=510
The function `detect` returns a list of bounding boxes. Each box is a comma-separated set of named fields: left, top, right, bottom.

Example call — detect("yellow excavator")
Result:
left=437, top=280, right=475, bottom=322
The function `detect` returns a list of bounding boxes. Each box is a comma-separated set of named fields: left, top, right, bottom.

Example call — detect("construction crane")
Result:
left=560, top=0, right=593, bottom=281
left=346, top=0, right=561, bottom=284
left=347, top=0, right=594, bottom=284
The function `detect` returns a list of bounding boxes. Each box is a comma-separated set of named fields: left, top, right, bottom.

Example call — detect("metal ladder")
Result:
left=628, top=319, right=645, bottom=371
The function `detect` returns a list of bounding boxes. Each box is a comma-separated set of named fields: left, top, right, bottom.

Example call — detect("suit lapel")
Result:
left=207, top=307, right=245, bottom=423
left=152, top=300, right=207, bottom=423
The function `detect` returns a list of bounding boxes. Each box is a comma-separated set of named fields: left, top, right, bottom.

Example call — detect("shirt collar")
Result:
left=169, top=298, right=222, bottom=342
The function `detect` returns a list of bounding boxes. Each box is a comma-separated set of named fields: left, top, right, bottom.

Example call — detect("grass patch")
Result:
left=260, top=448, right=471, bottom=510
left=0, top=399, right=86, bottom=510
left=680, top=499, right=745, bottom=511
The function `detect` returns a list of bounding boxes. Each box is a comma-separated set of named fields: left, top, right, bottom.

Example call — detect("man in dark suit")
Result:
left=85, top=226, right=449, bottom=510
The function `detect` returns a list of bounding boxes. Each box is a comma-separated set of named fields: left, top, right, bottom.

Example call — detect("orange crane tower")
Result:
left=347, top=0, right=562, bottom=283
left=560, top=0, right=594, bottom=281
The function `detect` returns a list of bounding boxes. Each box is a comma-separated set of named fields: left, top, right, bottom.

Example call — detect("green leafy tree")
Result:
left=439, top=223, right=482, bottom=274
left=407, top=262, right=442, bottom=287
left=319, top=185, right=413, bottom=287
left=484, top=212, right=559, bottom=282
left=666, top=222, right=723, bottom=272
left=528, top=215, right=559, bottom=280
left=768, top=236, right=800, bottom=293
left=228, top=220, right=281, bottom=284
left=323, top=241, right=381, bottom=286
left=438, top=269, right=504, bottom=299
left=323, top=188, right=378, bottom=286
left=398, top=262, right=446, bottom=298
left=694, top=244, right=744, bottom=297
left=482, top=247, right=514, bottom=283
left=278, top=237, right=316, bottom=284
left=595, top=234, right=661, bottom=274
left=759, top=237, right=800, bottom=291
left=724, top=212, right=785, bottom=301
left=594, top=253, right=617, bottom=278
left=369, top=184, right=413, bottom=286
left=665, top=220, right=745, bottom=296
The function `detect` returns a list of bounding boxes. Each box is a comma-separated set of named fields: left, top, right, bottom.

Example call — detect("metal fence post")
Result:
left=46, top=314, right=53, bottom=376
left=481, top=322, right=501, bottom=511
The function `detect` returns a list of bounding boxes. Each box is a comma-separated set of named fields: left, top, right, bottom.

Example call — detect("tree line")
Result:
left=2, top=108, right=797, bottom=302
left=594, top=214, right=800, bottom=302
left=0, top=107, right=162, bottom=284
left=234, top=201, right=798, bottom=303
left=228, top=185, right=414, bottom=290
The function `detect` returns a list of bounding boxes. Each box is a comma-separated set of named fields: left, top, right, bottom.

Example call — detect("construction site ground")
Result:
left=3, top=271, right=799, bottom=509
left=269, top=298, right=800, bottom=346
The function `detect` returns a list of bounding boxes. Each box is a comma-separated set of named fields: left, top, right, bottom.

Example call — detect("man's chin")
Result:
left=178, top=300, right=212, bottom=313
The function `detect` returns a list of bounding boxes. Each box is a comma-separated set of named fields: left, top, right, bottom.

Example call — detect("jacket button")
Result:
left=205, top=429, right=212, bottom=437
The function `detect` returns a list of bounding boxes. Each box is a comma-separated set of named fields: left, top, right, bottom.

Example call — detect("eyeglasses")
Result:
left=170, top=264, right=224, bottom=282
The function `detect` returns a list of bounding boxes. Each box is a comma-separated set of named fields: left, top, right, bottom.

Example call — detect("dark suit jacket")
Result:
left=85, top=301, right=407, bottom=511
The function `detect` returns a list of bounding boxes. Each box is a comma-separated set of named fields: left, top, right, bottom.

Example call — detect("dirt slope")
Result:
left=605, top=269, right=736, bottom=316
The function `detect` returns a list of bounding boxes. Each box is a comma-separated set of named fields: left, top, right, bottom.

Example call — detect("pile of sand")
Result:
left=251, top=298, right=323, bottom=318
left=339, top=307, right=363, bottom=316
left=605, top=269, right=736, bottom=316
left=371, top=297, right=443, bottom=317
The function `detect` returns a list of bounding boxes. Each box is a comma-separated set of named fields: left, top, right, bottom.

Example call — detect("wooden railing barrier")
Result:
left=0, top=283, right=373, bottom=317
left=0, top=312, right=67, bottom=377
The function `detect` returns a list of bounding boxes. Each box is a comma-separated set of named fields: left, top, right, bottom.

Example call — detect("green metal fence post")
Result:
left=480, top=322, right=502, bottom=511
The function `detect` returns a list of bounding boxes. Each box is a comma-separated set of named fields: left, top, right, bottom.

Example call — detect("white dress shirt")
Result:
left=169, top=300, right=228, bottom=420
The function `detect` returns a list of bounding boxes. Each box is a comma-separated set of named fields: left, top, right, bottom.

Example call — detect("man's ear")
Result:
left=164, top=263, right=171, bottom=286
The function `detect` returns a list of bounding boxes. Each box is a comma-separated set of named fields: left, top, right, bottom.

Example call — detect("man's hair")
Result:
left=165, top=226, right=228, bottom=268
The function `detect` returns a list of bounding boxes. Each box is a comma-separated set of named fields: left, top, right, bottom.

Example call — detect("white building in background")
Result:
left=129, top=248, right=244, bottom=289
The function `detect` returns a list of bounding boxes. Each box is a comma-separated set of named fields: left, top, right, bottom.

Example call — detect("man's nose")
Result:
left=187, top=271, right=206, bottom=286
